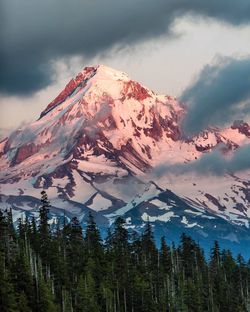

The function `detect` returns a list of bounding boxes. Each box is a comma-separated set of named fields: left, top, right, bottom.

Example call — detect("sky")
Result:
left=1, top=0, right=250, bottom=136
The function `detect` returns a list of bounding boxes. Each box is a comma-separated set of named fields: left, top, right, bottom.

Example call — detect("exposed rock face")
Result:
left=122, top=80, right=152, bottom=101
left=232, top=120, right=250, bottom=138
left=11, top=143, right=40, bottom=166
left=40, top=66, right=97, bottom=118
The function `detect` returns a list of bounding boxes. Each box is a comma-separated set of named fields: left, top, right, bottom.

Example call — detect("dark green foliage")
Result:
left=0, top=253, right=18, bottom=312
left=0, top=192, right=250, bottom=311
left=39, top=191, right=51, bottom=265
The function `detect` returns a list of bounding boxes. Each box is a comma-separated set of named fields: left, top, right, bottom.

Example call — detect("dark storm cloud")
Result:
left=1, top=0, right=250, bottom=95
left=152, top=144, right=250, bottom=177
left=180, top=57, right=250, bottom=135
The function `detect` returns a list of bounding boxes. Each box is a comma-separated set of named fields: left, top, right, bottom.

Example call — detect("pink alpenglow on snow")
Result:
left=0, top=65, right=250, bottom=235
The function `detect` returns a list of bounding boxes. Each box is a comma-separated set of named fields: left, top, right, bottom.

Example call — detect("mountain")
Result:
left=1, top=65, right=250, bottom=256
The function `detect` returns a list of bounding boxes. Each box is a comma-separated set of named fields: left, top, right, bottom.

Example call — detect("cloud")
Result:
left=0, top=120, right=29, bottom=141
left=83, top=101, right=112, bottom=139
left=152, top=144, right=250, bottom=177
left=1, top=0, right=250, bottom=95
left=185, top=144, right=250, bottom=175
left=180, top=56, right=250, bottom=135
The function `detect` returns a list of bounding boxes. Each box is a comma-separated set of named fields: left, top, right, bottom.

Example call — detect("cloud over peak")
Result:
left=1, top=0, right=250, bottom=95
left=181, top=56, right=250, bottom=135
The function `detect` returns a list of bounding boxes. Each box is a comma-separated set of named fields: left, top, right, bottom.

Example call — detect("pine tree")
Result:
left=141, top=220, right=158, bottom=306
left=11, top=249, right=34, bottom=310
left=39, top=191, right=51, bottom=238
left=38, top=278, right=58, bottom=312
left=85, top=212, right=103, bottom=258
left=75, top=271, right=100, bottom=312
left=141, top=220, right=158, bottom=265
left=66, top=216, right=84, bottom=284
left=107, top=217, right=130, bottom=312
left=38, top=190, right=51, bottom=271
left=0, top=249, right=18, bottom=312
left=209, top=241, right=224, bottom=311
left=158, top=237, right=172, bottom=310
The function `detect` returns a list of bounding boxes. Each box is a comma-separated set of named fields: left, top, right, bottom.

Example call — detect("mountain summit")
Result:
left=1, top=65, right=250, bottom=255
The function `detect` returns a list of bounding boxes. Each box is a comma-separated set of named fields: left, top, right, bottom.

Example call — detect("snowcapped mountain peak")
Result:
left=0, top=65, right=183, bottom=173
left=82, top=64, right=130, bottom=81
left=1, top=65, right=250, bottom=251
left=40, top=65, right=132, bottom=118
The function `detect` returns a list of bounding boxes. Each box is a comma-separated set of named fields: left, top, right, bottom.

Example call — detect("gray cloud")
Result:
left=185, top=144, right=250, bottom=175
left=152, top=144, right=250, bottom=177
left=0, top=120, right=29, bottom=141
left=180, top=56, right=250, bottom=135
left=1, top=0, right=250, bottom=95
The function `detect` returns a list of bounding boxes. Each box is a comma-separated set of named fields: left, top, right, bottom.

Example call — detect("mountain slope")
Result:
left=0, top=65, right=250, bottom=255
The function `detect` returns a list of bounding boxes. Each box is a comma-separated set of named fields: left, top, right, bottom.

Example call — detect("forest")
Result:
left=0, top=191, right=250, bottom=312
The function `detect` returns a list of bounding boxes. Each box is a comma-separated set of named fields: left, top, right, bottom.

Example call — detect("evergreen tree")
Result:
left=66, top=216, right=84, bottom=284
left=39, top=191, right=51, bottom=239
left=0, top=251, right=18, bottom=312
left=75, top=272, right=100, bottom=312
left=38, top=190, right=51, bottom=271
left=38, top=278, right=58, bottom=312
left=85, top=212, right=103, bottom=257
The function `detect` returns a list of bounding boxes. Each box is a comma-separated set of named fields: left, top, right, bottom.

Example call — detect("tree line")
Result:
left=0, top=190, right=250, bottom=312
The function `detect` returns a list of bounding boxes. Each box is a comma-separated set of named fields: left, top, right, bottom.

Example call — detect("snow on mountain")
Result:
left=1, top=64, right=250, bottom=255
